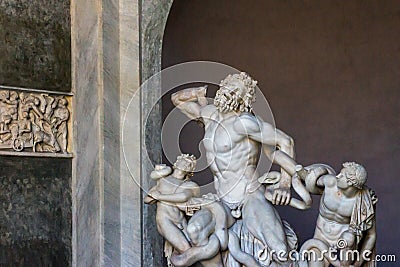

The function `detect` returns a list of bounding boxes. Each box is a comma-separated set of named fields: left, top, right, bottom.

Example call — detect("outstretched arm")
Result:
left=151, top=183, right=200, bottom=203
left=294, top=164, right=336, bottom=195
left=171, top=86, right=208, bottom=121
left=151, top=190, right=194, bottom=203
left=234, top=115, right=297, bottom=205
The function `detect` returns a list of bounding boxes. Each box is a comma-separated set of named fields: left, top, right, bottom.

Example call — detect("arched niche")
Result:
left=161, top=0, right=400, bottom=262
left=72, top=0, right=400, bottom=266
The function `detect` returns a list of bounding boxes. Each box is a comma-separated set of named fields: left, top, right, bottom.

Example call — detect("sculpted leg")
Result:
left=157, top=220, right=191, bottom=253
left=242, top=190, right=289, bottom=262
left=228, top=230, right=262, bottom=267
left=187, top=209, right=214, bottom=246
left=169, top=209, right=223, bottom=266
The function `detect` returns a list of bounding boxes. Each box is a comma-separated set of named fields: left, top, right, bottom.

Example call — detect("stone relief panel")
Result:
left=0, top=89, right=71, bottom=154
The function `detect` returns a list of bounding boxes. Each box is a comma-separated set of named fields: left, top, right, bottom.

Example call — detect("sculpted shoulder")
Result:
left=320, top=174, right=337, bottom=188
left=182, top=180, right=201, bottom=197
left=233, top=112, right=261, bottom=134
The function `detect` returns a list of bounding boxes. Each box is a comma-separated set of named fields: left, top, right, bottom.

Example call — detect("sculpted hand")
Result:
left=272, top=185, right=291, bottom=205
left=196, top=86, right=208, bottom=106
left=149, top=190, right=161, bottom=200
left=144, top=187, right=158, bottom=204
left=144, top=195, right=157, bottom=204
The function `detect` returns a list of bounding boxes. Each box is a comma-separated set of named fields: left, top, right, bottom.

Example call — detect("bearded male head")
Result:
left=214, top=72, right=257, bottom=113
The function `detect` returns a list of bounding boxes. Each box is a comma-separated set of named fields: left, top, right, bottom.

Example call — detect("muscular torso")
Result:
left=202, top=109, right=260, bottom=206
left=315, top=184, right=356, bottom=246
left=156, top=177, right=189, bottom=227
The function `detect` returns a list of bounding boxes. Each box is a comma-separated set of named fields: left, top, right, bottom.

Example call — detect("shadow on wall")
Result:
left=161, top=0, right=400, bottom=255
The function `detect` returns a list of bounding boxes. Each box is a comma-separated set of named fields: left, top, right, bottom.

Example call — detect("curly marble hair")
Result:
left=173, top=154, right=197, bottom=176
left=342, top=162, right=367, bottom=189
left=215, top=72, right=257, bottom=113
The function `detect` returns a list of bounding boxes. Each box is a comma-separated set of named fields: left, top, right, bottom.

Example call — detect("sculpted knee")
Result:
left=187, top=222, right=210, bottom=246
left=188, top=220, right=215, bottom=246
left=187, top=223, right=200, bottom=243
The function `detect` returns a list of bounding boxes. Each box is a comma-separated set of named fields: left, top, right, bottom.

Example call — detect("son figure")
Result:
left=298, top=162, right=377, bottom=267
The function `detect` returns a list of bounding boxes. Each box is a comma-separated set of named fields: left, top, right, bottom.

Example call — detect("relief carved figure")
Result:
left=0, top=90, right=70, bottom=153
left=51, top=98, right=70, bottom=153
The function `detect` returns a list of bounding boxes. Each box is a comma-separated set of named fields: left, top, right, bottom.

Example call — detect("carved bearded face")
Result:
left=214, top=72, right=257, bottom=113
left=214, top=81, right=247, bottom=113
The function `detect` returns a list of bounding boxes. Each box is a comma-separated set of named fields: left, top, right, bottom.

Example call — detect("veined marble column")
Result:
left=72, top=0, right=173, bottom=266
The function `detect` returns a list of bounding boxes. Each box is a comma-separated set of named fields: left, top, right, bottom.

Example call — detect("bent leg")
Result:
left=242, top=190, right=289, bottom=261
left=187, top=209, right=214, bottom=246
left=228, top=230, right=262, bottom=267
left=158, top=220, right=191, bottom=253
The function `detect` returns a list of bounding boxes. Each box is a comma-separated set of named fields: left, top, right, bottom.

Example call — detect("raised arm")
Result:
left=316, top=174, right=337, bottom=188
left=294, top=164, right=336, bottom=194
left=171, top=86, right=208, bottom=121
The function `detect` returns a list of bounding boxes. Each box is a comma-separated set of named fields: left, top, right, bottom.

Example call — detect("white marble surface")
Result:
left=71, top=0, right=103, bottom=266
left=120, top=0, right=142, bottom=266
left=71, top=0, right=174, bottom=266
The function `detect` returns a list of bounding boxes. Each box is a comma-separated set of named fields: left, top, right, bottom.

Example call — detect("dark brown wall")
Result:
left=162, top=0, right=400, bottom=256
